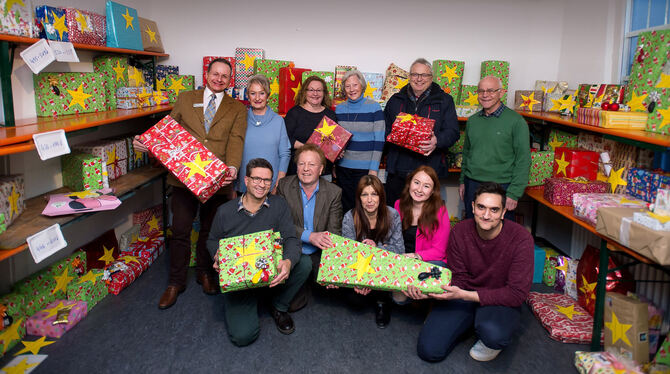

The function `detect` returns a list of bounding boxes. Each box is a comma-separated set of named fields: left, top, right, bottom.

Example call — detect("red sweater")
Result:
left=447, top=219, right=534, bottom=307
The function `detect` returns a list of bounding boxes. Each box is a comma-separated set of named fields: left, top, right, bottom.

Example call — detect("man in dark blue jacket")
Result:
left=383, top=58, right=460, bottom=205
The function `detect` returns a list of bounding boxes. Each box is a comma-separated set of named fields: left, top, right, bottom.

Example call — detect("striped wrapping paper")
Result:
left=576, top=108, right=648, bottom=129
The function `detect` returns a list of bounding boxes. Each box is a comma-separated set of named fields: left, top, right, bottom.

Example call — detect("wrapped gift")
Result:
left=105, top=256, right=151, bottom=295
left=577, top=84, right=625, bottom=107
left=278, top=66, right=311, bottom=114
left=576, top=108, right=647, bottom=129
left=458, top=85, right=479, bottom=106
left=333, top=65, right=357, bottom=100
left=655, top=188, right=670, bottom=215
left=455, top=105, right=479, bottom=118
left=302, top=71, right=335, bottom=99
left=78, top=229, right=120, bottom=270
left=202, top=56, right=235, bottom=89
left=189, top=221, right=200, bottom=267
left=362, top=72, right=384, bottom=101
left=66, top=151, right=106, bottom=190
left=552, top=147, right=599, bottom=180
left=150, top=64, right=179, bottom=88
left=118, top=224, right=140, bottom=250
left=555, top=256, right=578, bottom=297
left=534, top=80, right=569, bottom=97
left=140, top=115, right=229, bottom=202
left=234, top=47, right=264, bottom=88
left=656, top=335, right=670, bottom=366
left=306, top=116, right=352, bottom=163
left=543, top=177, right=609, bottom=206
left=126, top=136, right=149, bottom=171
left=138, top=17, right=163, bottom=52
left=0, top=318, right=25, bottom=357
left=34, top=72, right=106, bottom=117
left=647, top=58, right=670, bottom=135
left=13, top=252, right=86, bottom=303
left=122, top=234, right=165, bottom=265
left=480, top=60, right=509, bottom=102
left=448, top=130, right=465, bottom=154
left=432, top=60, right=464, bottom=98
left=634, top=211, right=670, bottom=231
left=386, top=112, right=435, bottom=155
left=253, top=59, right=292, bottom=111
left=105, top=1, right=142, bottom=50
left=93, top=55, right=129, bottom=111
left=0, top=293, right=25, bottom=327
left=66, top=269, right=107, bottom=311
left=0, top=175, right=24, bottom=228
left=42, top=188, right=121, bottom=216
left=543, top=90, right=577, bottom=115
left=25, top=300, right=86, bottom=338
left=514, top=90, right=543, bottom=113
left=528, top=150, right=554, bottom=186
left=604, top=293, right=650, bottom=364
left=165, top=74, right=195, bottom=103
left=133, top=204, right=162, bottom=237
left=35, top=5, right=68, bottom=41
left=625, top=30, right=670, bottom=113
left=74, top=140, right=125, bottom=180
left=547, top=128, right=578, bottom=151
left=65, top=8, right=105, bottom=45
left=217, top=230, right=283, bottom=293
left=576, top=245, right=634, bottom=316
left=577, top=133, right=617, bottom=155
left=526, top=292, right=601, bottom=344
left=381, top=63, right=409, bottom=102
left=1, top=0, right=34, bottom=37
left=116, top=86, right=153, bottom=109
left=574, top=351, right=644, bottom=374
left=317, top=233, right=451, bottom=293
left=542, top=248, right=559, bottom=287
left=574, top=192, right=646, bottom=226
left=532, top=245, right=546, bottom=283
left=626, top=168, right=670, bottom=203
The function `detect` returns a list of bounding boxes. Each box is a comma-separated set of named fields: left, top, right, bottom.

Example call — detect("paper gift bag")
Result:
left=302, top=71, right=335, bottom=99
left=34, top=72, right=107, bottom=117
left=65, top=8, right=105, bottom=45
left=42, top=189, right=121, bottom=216
left=576, top=245, right=634, bottom=316
left=514, top=90, right=543, bottom=113
left=432, top=60, right=464, bottom=98
left=381, top=63, right=409, bottom=102
left=306, top=116, right=352, bottom=163
left=235, top=47, right=264, bottom=88
left=604, top=293, right=649, bottom=364
left=202, top=56, right=235, bottom=89
left=35, top=5, right=68, bottom=41
left=105, top=1, right=142, bottom=50
left=0, top=175, right=25, bottom=228
left=386, top=112, right=435, bottom=155
left=138, top=17, right=163, bottom=53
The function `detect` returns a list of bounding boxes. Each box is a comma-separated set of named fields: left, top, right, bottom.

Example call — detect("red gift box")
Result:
left=543, top=177, right=610, bottom=206
left=139, top=115, right=229, bottom=203
left=132, top=204, right=162, bottom=237
left=306, top=116, right=352, bottom=163
left=527, top=292, right=603, bottom=344
left=576, top=245, right=634, bottom=316
left=552, top=147, right=599, bottom=180
left=202, top=56, right=235, bottom=89
left=79, top=229, right=120, bottom=270
left=386, top=112, right=435, bottom=155
left=122, top=234, right=165, bottom=265
left=65, top=8, right=106, bottom=46
left=105, top=256, right=151, bottom=295
left=278, top=66, right=311, bottom=114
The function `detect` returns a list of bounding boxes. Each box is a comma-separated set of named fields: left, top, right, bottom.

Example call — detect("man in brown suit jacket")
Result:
left=135, top=58, right=247, bottom=309
left=276, top=144, right=343, bottom=311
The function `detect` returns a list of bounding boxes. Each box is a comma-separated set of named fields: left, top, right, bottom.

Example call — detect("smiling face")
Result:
left=248, top=82, right=268, bottom=112
left=344, top=75, right=362, bottom=101
left=206, top=61, right=231, bottom=93
left=409, top=62, right=433, bottom=97
left=360, top=185, right=380, bottom=215
left=409, top=171, right=434, bottom=204
left=472, top=192, right=506, bottom=233
left=477, top=76, right=504, bottom=112
left=305, top=80, right=325, bottom=107
left=296, top=150, right=323, bottom=187
left=244, top=167, right=273, bottom=200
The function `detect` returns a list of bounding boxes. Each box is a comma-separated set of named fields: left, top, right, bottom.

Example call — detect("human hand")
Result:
left=133, top=135, right=148, bottom=153
left=212, top=253, right=220, bottom=273
left=428, top=285, right=478, bottom=302
left=505, top=197, right=517, bottom=211
left=309, top=232, right=334, bottom=250
left=269, top=259, right=291, bottom=287
left=404, top=253, right=422, bottom=261
left=403, top=285, right=429, bottom=300
left=325, top=284, right=339, bottom=289
left=354, top=286, right=371, bottom=295
left=418, top=133, right=437, bottom=155
left=459, top=184, right=465, bottom=201
left=361, top=239, right=375, bottom=247
left=368, top=170, right=378, bottom=176
left=220, top=166, right=237, bottom=187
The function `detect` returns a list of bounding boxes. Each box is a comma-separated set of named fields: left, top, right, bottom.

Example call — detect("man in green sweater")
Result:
left=459, top=76, right=530, bottom=220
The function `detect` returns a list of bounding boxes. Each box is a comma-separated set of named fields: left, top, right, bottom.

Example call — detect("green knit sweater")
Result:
left=459, top=107, right=531, bottom=200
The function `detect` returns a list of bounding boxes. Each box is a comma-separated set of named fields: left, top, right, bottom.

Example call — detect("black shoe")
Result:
left=271, top=307, right=295, bottom=335
left=375, top=301, right=390, bottom=328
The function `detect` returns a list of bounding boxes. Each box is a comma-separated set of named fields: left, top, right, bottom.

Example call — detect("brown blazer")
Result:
left=276, top=175, right=343, bottom=239
left=167, top=89, right=247, bottom=192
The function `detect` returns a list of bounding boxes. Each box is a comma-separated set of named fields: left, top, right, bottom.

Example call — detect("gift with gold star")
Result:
left=543, top=177, right=609, bottom=206
left=33, top=72, right=107, bottom=117
left=432, top=60, right=464, bottom=98
left=64, top=8, right=105, bottom=45
left=252, top=59, right=292, bottom=111
left=74, top=140, right=126, bottom=180
left=35, top=6, right=69, bottom=41
left=626, top=167, right=670, bottom=203
left=527, top=149, right=554, bottom=186
left=0, top=175, right=24, bottom=228
left=0, top=0, right=35, bottom=37
left=573, top=193, right=647, bottom=227
left=121, top=232, right=165, bottom=265
left=93, top=55, right=130, bottom=110
left=105, top=1, right=142, bottom=50
left=552, top=147, right=599, bottom=180
left=41, top=188, right=121, bottom=216
left=542, top=248, right=559, bottom=287
left=132, top=204, right=162, bottom=237
left=457, top=85, right=479, bottom=106
left=480, top=60, right=509, bottom=102
left=576, top=245, right=634, bottom=316
left=362, top=72, right=384, bottom=102
left=603, top=293, right=650, bottom=364
left=386, top=112, right=435, bottom=155
left=116, top=86, right=153, bottom=109
left=202, top=56, right=235, bottom=90
left=66, top=269, right=107, bottom=312
left=25, top=300, right=87, bottom=338
left=316, top=233, right=451, bottom=293
left=381, top=63, right=409, bottom=102
left=234, top=47, right=264, bottom=88
left=77, top=229, right=120, bottom=270
left=526, top=292, right=602, bottom=344
left=624, top=30, right=670, bottom=113
left=140, top=115, right=230, bottom=202
left=646, top=58, right=670, bottom=135
left=333, top=65, right=357, bottom=101
left=125, top=136, right=149, bottom=171
left=278, top=66, right=311, bottom=114
left=164, top=74, right=195, bottom=103
left=105, top=255, right=151, bottom=295
left=555, top=256, right=579, bottom=299
left=546, top=128, right=578, bottom=151
left=138, top=17, right=163, bottom=53
left=514, top=90, right=544, bottom=113
left=217, top=230, right=283, bottom=293
left=302, top=71, right=335, bottom=99
left=0, top=318, right=25, bottom=358
left=118, top=224, right=140, bottom=251
left=306, top=116, right=352, bottom=163
left=146, top=64, right=178, bottom=87
left=534, top=80, right=569, bottom=99
left=576, top=107, right=647, bottom=129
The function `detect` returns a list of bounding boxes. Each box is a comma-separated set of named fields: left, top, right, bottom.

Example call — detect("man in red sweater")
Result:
left=404, top=182, right=534, bottom=362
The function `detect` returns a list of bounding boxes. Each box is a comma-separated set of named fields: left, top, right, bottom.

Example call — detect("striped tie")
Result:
left=204, top=93, right=216, bottom=133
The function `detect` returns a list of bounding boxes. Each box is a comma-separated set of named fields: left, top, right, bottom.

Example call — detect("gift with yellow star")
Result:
left=305, top=116, right=352, bottom=163
left=534, top=80, right=569, bottom=99
left=546, top=128, right=578, bottom=151
left=386, top=112, right=435, bottom=155
left=480, top=60, right=509, bottom=102
left=36, top=6, right=69, bottom=41
left=25, top=300, right=88, bottom=338
left=278, top=66, right=312, bottom=114
left=252, top=59, right=292, bottom=111
left=380, top=63, right=409, bottom=102
left=125, top=136, right=149, bottom=171
left=164, top=74, right=195, bottom=103
left=116, top=85, right=153, bottom=109
left=432, top=59, right=464, bottom=98
left=603, top=293, right=650, bottom=364
left=541, top=248, right=559, bottom=287
left=543, top=177, right=609, bottom=206
left=317, top=233, right=451, bottom=293
left=106, top=255, right=151, bottom=295
left=74, top=139, right=127, bottom=180
left=105, top=1, right=142, bottom=50
left=457, top=85, right=479, bottom=106
left=554, top=255, right=579, bottom=299
left=217, top=230, right=283, bottom=293
left=514, top=90, right=544, bottom=113
left=121, top=233, right=165, bottom=265
left=573, top=193, right=647, bottom=227
left=34, top=72, right=107, bottom=116
left=203, top=56, right=235, bottom=91
left=41, top=188, right=121, bottom=216
left=624, top=30, right=670, bottom=113
left=543, top=90, right=578, bottom=115
left=0, top=318, right=26, bottom=358
left=552, top=147, right=599, bottom=180
left=576, top=84, right=625, bottom=108
left=0, top=0, right=35, bottom=37
left=234, top=47, right=265, bottom=88
left=132, top=204, right=162, bottom=237
left=302, top=71, right=335, bottom=99
left=646, top=59, right=670, bottom=135
left=77, top=229, right=120, bottom=270
left=362, top=72, right=384, bottom=102
left=66, top=269, right=108, bottom=312
left=93, top=55, right=130, bottom=110
left=138, top=17, right=163, bottom=52
left=12, top=252, right=86, bottom=305
left=574, top=351, right=644, bottom=374
left=64, top=8, right=105, bottom=45
left=625, top=167, right=670, bottom=203
left=527, top=149, right=555, bottom=186
left=0, top=175, right=25, bottom=228
left=527, top=292, right=601, bottom=344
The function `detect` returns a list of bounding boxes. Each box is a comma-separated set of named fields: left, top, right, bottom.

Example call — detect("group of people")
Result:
left=133, top=57, right=534, bottom=363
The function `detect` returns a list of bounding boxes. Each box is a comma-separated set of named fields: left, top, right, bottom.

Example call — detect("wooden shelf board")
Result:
left=0, top=35, right=169, bottom=57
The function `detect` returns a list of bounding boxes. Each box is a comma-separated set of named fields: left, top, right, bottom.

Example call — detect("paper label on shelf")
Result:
left=49, top=41, right=80, bottom=62
left=19, top=39, right=56, bottom=74
left=27, top=224, right=68, bottom=264
left=33, top=129, right=71, bottom=160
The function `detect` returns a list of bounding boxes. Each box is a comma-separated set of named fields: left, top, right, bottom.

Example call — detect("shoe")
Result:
left=375, top=301, right=390, bottom=328
left=196, top=273, right=218, bottom=295
left=469, top=339, right=502, bottom=361
left=270, top=307, right=295, bottom=335
left=158, top=285, right=185, bottom=309
left=288, top=286, right=309, bottom=313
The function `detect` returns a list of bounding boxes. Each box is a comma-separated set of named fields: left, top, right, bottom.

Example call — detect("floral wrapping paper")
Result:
left=138, top=17, right=163, bottom=53
left=565, top=258, right=579, bottom=300
left=526, top=292, right=602, bottom=344
left=26, top=300, right=87, bottom=338
left=0, top=175, right=24, bottom=228
left=576, top=84, right=625, bottom=107
left=42, top=188, right=121, bottom=216
left=66, top=269, right=107, bottom=311
left=121, top=234, right=165, bottom=265
left=554, top=255, right=572, bottom=293
left=64, top=8, right=105, bottom=45
left=34, top=72, right=107, bottom=117
left=140, top=115, right=229, bottom=202
left=105, top=1, right=142, bottom=50
left=35, top=5, right=68, bottom=41
left=576, top=108, right=647, bottom=129
left=306, top=116, right=352, bottom=163
left=362, top=72, right=384, bottom=101
left=528, top=150, right=554, bottom=186
left=132, top=204, right=162, bottom=237
left=278, top=67, right=311, bottom=114
left=0, top=318, right=25, bottom=357
left=552, top=147, right=599, bottom=180
left=480, top=60, right=509, bottom=103
left=302, top=71, right=335, bottom=99
left=386, top=112, right=435, bottom=155
left=432, top=60, right=464, bottom=99
left=217, top=230, right=283, bottom=293
left=381, top=63, right=409, bottom=102
left=626, top=168, right=670, bottom=203
left=1, top=0, right=35, bottom=37
left=574, top=351, right=644, bottom=374
left=547, top=128, right=578, bottom=151
left=164, top=75, right=195, bottom=103
left=458, top=85, right=479, bottom=106
left=234, top=47, right=264, bottom=88
left=573, top=193, right=647, bottom=226
left=74, top=140, right=126, bottom=181
left=93, top=55, right=129, bottom=111
left=625, top=30, right=670, bottom=113
left=116, top=86, right=153, bottom=109
left=317, top=233, right=452, bottom=293
left=126, top=137, right=149, bottom=171
left=252, top=59, right=292, bottom=112
left=514, top=90, right=544, bottom=113
left=334, top=65, right=357, bottom=100
left=202, top=56, right=235, bottom=90
left=543, top=177, right=610, bottom=206
left=106, top=256, right=151, bottom=295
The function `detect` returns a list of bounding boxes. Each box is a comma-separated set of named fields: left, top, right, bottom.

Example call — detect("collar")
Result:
left=299, top=180, right=320, bottom=195
left=409, top=85, right=431, bottom=102
left=237, top=194, right=270, bottom=212
left=347, top=95, right=365, bottom=105
left=204, top=87, right=224, bottom=101
left=479, top=103, right=506, bottom=118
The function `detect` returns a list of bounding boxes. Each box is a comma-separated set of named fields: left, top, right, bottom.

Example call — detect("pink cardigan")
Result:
left=394, top=200, right=450, bottom=263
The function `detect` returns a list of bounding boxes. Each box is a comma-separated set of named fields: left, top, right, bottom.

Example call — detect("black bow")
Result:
left=418, top=267, right=442, bottom=281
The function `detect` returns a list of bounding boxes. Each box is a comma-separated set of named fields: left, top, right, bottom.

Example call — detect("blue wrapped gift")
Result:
left=36, top=5, right=68, bottom=41
left=533, top=244, right=546, bottom=284
left=362, top=72, right=384, bottom=101
left=105, top=1, right=143, bottom=50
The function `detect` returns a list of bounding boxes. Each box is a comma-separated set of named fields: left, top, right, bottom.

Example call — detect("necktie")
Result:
left=204, top=93, right=216, bottom=133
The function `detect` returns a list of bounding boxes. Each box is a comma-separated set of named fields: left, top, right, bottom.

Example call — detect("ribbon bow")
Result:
left=418, top=267, right=442, bottom=281
left=565, top=176, right=590, bottom=184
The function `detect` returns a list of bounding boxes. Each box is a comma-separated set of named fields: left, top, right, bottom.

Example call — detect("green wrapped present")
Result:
left=432, top=60, right=464, bottom=99
left=528, top=150, right=554, bottom=186
left=13, top=252, right=86, bottom=306
left=625, top=29, right=670, bottom=113
left=0, top=293, right=25, bottom=322
left=67, top=269, right=108, bottom=311
left=458, top=85, right=479, bottom=106
left=546, top=128, right=578, bottom=151
left=253, top=59, right=292, bottom=111
left=0, top=175, right=24, bottom=228
left=0, top=318, right=25, bottom=358
left=61, top=152, right=106, bottom=191
left=165, top=74, right=195, bottom=103
left=646, top=58, right=670, bottom=135
left=0, top=213, right=5, bottom=235
left=302, top=71, right=335, bottom=99
left=317, top=233, right=451, bottom=293
left=217, top=230, right=283, bottom=293
left=448, top=130, right=465, bottom=153
left=543, top=249, right=559, bottom=287
left=480, top=60, right=509, bottom=103
left=93, top=55, right=129, bottom=110
left=34, top=72, right=107, bottom=117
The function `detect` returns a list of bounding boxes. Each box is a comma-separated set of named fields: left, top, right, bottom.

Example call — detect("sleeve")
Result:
left=341, top=210, right=355, bottom=240
left=274, top=198, right=301, bottom=269
left=224, top=105, right=248, bottom=169
left=434, top=94, right=460, bottom=151
left=383, top=208, right=405, bottom=254
left=383, top=99, right=398, bottom=136
left=326, top=187, right=343, bottom=235
left=416, top=205, right=450, bottom=262
left=369, top=106, right=386, bottom=172
left=276, top=180, right=304, bottom=240
left=505, top=117, right=531, bottom=201
left=278, top=118, right=291, bottom=173
left=284, top=108, right=299, bottom=146
left=459, top=119, right=471, bottom=184
left=206, top=206, right=226, bottom=258
left=169, top=93, right=186, bottom=123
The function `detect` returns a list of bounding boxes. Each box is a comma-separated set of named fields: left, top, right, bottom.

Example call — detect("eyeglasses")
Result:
left=410, top=73, right=433, bottom=80
left=306, top=89, right=324, bottom=93
left=248, top=176, right=272, bottom=186
left=476, top=88, right=502, bottom=95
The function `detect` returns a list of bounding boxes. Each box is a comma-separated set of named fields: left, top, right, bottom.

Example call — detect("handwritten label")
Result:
left=27, top=224, right=68, bottom=263
left=48, top=41, right=80, bottom=62
left=19, top=39, right=56, bottom=74
left=33, top=129, right=71, bottom=160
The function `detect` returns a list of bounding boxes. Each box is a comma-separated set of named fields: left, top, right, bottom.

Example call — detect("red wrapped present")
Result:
left=576, top=245, right=634, bottom=316
left=65, top=8, right=106, bottom=46
left=386, top=112, right=435, bottom=155
left=122, top=234, right=165, bottom=265
left=105, top=256, right=151, bottom=295
left=132, top=204, right=162, bottom=237
left=552, top=147, right=599, bottom=180
left=139, top=115, right=230, bottom=203
left=278, top=66, right=311, bottom=114
left=543, top=177, right=610, bottom=206
left=306, top=116, right=352, bottom=163
left=78, top=229, right=119, bottom=270
left=527, top=292, right=603, bottom=344
left=202, top=56, right=235, bottom=90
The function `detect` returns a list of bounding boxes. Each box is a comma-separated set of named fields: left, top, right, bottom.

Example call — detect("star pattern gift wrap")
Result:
left=105, top=1, right=142, bottom=50
left=93, top=55, right=129, bottom=111
left=34, top=72, right=106, bottom=117
left=74, top=140, right=126, bottom=181
left=458, top=85, right=479, bottom=106
left=480, top=60, right=509, bottom=102
left=528, top=150, right=554, bottom=186
left=317, top=233, right=452, bottom=293
left=333, top=65, right=357, bottom=100
left=526, top=292, right=602, bottom=344
left=573, top=193, right=647, bottom=227
left=278, top=66, right=311, bottom=114
left=647, top=57, right=670, bottom=135
left=0, top=175, right=24, bottom=228
left=432, top=60, right=464, bottom=98
left=1, top=0, right=34, bottom=37
left=541, top=248, right=559, bottom=287
left=574, top=351, right=644, bottom=374
left=363, top=72, right=384, bottom=102
left=235, top=47, right=264, bottom=88
left=26, top=300, right=87, bottom=338
left=302, top=71, right=335, bottom=99
left=514, top=90, right=544, bottom=113
left=35, top=6, right=68, bottom=41
left=132, top=204, right=162, bottom=237
left=306, top=116, right=353, bottom=163
left=386, top=113, right=435, bottom=155
left=543, top=91, right=578, bottom=115
left=66, top=269, right=107, bottom=312
left=150, top=64, right=179, bottom=88
left=0, top=318, right=25, bottom=357
left=64, top=8, right=105, bottom=45
left=625, top=30, right=670, bottom=113
left=552, top=147, right=599, bottom=180
left=138, top=17, right=163, bottom=53
left=576, top=108, right=648, bottom=129
left=381, top=63, right=409, bottom=102
left=140, top=115, right=230, bottom=203
left=78, top=229, right=119, bottom=270
left=604, top=293, right=650, bottom=364
left=543, top=177, right=610, bottom=206
left=217, top=230, right=283, bottom=293
left=547, top=129, right=578, bottom=151
left=253, top=59, right=292, bottom=111
left=626, top=167, right=670, bottom=203
left=202, top=56, right=235, bottom=90
left=122, top=234, right=165, bottom=265
left=165, top=75, right=195, bottom=103
left=105, top=256, right=151, bottom=295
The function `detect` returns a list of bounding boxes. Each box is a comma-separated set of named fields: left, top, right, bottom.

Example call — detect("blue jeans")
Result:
left=463, top=176, right=515, bottom=221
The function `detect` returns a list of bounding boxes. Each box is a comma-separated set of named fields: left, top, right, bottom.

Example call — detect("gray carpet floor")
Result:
left=1, top=252, right=587, bottom=373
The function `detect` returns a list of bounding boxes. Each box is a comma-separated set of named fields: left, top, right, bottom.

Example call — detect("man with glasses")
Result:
left=207, top=158, right=311, bottom=346
left=383, top=58, right=460, bottom=206
left=458, top=76, right=530, bottom=221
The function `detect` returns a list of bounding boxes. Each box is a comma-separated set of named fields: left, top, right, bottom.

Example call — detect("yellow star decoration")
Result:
left=269, top=78, right=279, bottom=96
left=1, top=357, right=39, bottom=374
left=106, top=147, right=117, bottom=168
left=555, top=261, right=568, bottom=274
left=607, top=167, right=627, bottom=193
left=8, top=186, right=20, bottom=219
left=98, top=245, right=116, bottom=265
left=363, top=82, right=376, bottom=99
left=75, top=10, right=89, bottom=32
left=168, top=77, right=186, bottom=96
left=14, top=336, right=55, bottom=356
left=586, top=92, right=595, bottom=107
left=156, top=78, right=166, bottom=90
left=66, top=190, right=98, bottom=199
left=520, top=92, right=541, bottom=112
left=4, top=0, right=25, bottom=12
left=112, top=61, right=126, bottom=82
left=0, top=318, right=23, bottom=354
left=656, top=107, right=670, bottom=129
left=144, top=25, right=157, bottom=42
left=134, top=150, right=143, bottom=162
left=67, top=83, right=92, bottom=109
left=541, top=85, right=554, bottom=94
left=397, top=113, right=416, bottom=124
left=464, top=91, right=479, bottom=106
left=548, top=135, right=564, bottom=150
left=240, top=53, right=256, bottom=71
left=554, top=153, right=570, bottom=177
left=291, top=82, right=302, bottom=97
left=648, top=211, right=670, bottom=224
left=119, top=255, right=140, bottom=264
left=440, top=64, right=460, bottom=83
left=605, top=311, right=632, bottom=346
left=234, top=240, right=261, bottom=271
left=348, top=251, right=376, bottom=280
left=183, top=153, right=213, bottom=180
left=121, top=8, right=135, bottom=30
left=316, top=118, right=337, bottom=137
left=51, top=269, right=73, bottom=295
left=129, top=67, right=145, bottom=86
left=579, top=275, right=597, bottom=302
left=626, top=92, right=647, bottom=112
left=594, top=93, right=605, bottom=105
left=656, top=73, right=670, bottom=88
left=549, top=98, right=562, bottom=111
left=78, top=270, right=101, bottom=284
left=147, top=215, right=160, bottom=232
left=42, top=301, right=66, bottom=318
left=394, top=78, right=408, bottom=90
left=558, top=94, right=577, bottom=113
left=554, top=304, right=582, bottom=320
left=51, top=10, right=68, bottom=40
